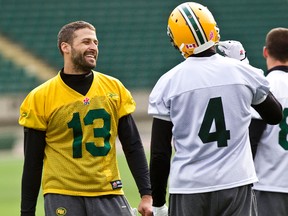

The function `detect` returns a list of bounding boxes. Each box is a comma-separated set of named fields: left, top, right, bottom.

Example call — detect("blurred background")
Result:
left=0, top=0, right=288, bottom=151
left=0, top=0, right=287, bottom=214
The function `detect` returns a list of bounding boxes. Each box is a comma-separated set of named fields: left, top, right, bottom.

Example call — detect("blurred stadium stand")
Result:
left=0, top=0, right=287, bottom=150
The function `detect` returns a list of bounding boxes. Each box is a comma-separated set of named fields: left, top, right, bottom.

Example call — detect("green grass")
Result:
left=0, top=152, right=143, bottom=215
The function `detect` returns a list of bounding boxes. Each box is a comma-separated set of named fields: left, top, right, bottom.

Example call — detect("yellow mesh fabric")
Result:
left=19, top=71, right=136, bottom=196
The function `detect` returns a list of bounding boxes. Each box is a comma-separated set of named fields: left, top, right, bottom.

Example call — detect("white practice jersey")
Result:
left=148, top=54, right=270, bottom=194
left=253, top=69, right=288, bottom=193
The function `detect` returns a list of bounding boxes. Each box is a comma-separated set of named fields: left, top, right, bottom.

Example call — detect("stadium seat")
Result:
left=0, top=0, right=287, bottom=91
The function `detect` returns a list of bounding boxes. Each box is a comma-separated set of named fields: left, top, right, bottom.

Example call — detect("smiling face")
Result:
left=62, top=27, right=99, bottom=74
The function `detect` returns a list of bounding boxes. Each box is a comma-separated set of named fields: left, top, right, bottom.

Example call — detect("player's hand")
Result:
left=218, top=40, right=249, bottom=64
left=152, top=204, right=168, bottom=216
left=138, top=195, right=153, bottom=216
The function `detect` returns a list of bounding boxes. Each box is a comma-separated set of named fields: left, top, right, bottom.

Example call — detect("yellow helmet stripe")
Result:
left=178, top=3, right=207, bottom=46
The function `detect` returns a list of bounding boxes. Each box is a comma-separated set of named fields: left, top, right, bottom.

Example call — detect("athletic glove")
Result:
left=218, top=40, right=249, bottom=64
left=153, top=204, right=168, bottom=216
left=132, top=208, right=138, bottom=216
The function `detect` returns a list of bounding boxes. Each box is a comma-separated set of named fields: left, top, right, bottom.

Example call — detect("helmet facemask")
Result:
left=167, top=26, right=182, bottom=54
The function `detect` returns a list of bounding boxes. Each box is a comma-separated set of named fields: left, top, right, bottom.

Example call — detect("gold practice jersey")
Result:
left=19, top=71, right=136, bottom=197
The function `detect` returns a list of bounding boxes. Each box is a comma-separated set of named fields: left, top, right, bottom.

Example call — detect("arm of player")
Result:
left=217, top=40, right=249, bottom=64
left=21, top=128, right=46, bottom=216
left=249, top=119, right=267, bottom=158
left=252, top=91, right=283, bottom=125
left=150, top=118, right=172, bottom=215
left=118, top=114, right=153, bottom=216
left=138, top=195, right=153, bottom=216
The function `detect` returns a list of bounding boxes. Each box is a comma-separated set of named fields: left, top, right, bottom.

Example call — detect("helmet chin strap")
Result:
left=179, top=43, right=188, bottom=58
left=180, top=41, right=215, bottom=58
left=194, top=41, right=215, bottom=54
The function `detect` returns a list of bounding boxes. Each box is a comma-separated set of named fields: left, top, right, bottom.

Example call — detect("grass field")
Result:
left=0, top=151, right=144, bottom=215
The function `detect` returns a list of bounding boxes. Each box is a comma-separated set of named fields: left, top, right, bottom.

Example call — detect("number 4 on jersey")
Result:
left=198, top=97, right=230, bottom=147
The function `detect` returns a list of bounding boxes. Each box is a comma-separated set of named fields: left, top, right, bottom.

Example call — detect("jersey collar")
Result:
left=267, top=65, right=288, bottom=75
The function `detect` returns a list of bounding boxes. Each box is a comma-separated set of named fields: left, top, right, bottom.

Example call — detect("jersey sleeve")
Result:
left=148, top=75, right=172, bottom=121
left=19, top=90, right=47, bottom=131
left=116, top=80, right=136, bottom=118
left=249, top=67, right=270, bottom=105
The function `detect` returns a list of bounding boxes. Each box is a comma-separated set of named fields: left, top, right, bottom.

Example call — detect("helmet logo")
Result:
left=186, top=44, right=197, bottom=49
left=209, top=31, right=214, bottom=40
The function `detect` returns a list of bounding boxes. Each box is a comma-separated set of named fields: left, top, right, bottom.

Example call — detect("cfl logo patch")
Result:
left=56, top=207, right=67, bottom=216
left=110, top=180, right=123, bottom=189
left=83, top=97, right=90, bottom=105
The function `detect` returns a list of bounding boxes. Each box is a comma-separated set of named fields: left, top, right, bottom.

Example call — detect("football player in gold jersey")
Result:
left=19, top=21, right=152, bottom=216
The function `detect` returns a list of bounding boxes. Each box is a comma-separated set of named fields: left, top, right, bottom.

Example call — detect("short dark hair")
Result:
left=57, top=21, right=95, bottom=55
left=265, top=27, right=288, bottom=62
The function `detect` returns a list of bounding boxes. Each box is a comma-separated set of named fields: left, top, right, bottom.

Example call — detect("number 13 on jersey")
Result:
left=68, top=108, right=112, bottom=158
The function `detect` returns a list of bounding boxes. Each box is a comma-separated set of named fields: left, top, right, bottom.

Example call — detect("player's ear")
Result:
left=263, top=46, right=268, bottom=59
left=61, top=42, right=71, bottom=54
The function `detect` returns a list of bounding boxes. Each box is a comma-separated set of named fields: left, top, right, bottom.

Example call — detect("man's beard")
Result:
left=71, top=48, right=97, bottom=73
